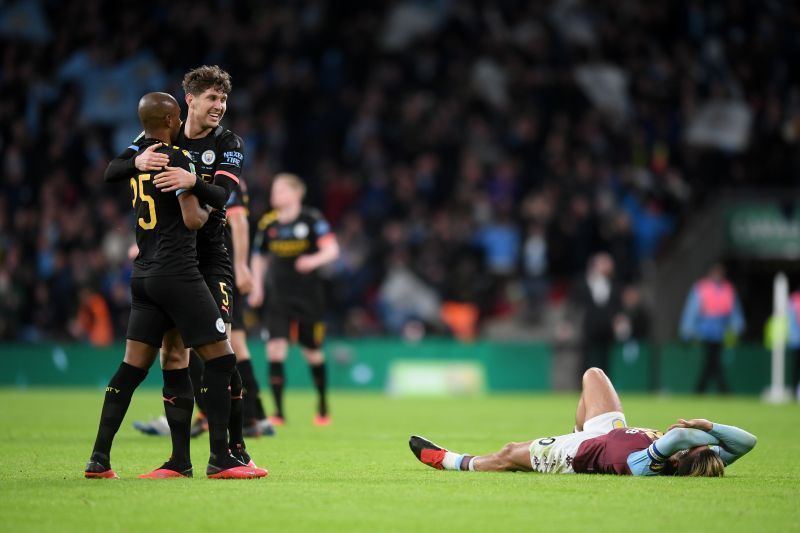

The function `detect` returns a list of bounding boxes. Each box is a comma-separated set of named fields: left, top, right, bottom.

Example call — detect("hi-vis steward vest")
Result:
left=697, top=279, right=734, bottom=317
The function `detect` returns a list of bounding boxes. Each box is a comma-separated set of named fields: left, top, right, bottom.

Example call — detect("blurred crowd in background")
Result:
left=1, top=0, right=800, bottom=344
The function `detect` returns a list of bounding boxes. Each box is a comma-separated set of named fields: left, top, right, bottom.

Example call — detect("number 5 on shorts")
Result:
left=219, top=282, right=229, bottom=306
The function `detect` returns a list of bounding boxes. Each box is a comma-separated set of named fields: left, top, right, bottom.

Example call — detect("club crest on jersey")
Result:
left=294, top=223, right=309, bottom=239
left=202, top=150, right=216, bottom=165
left=215, top=318, right=225, bottom=333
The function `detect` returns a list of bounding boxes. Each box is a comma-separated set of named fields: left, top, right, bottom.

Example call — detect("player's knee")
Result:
left=303, top=349, right=323, bottom=365
left=160, top=348, right=188, bottom=368
left=195, top=340, right=232, bottom=360
left=583, top=367, right=607, bottom=383
left=267, top=339, right=288, bottom=361
left=499, top=442, right=517, bottom=458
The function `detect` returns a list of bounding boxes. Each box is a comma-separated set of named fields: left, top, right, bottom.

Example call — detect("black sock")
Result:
left=162, top=368, right=194, bottom=466
left=269, top=361, right=285, bottom=418
left=92, top=362, right=148, bottom=461
left=310, top=362, right=328, bottom=417
left=188, top=350, right=206, bottom=415
left=228, top=367, right=245, bottom=449
left=238, top=359, right=267, bottom=422
left=201, top=354, right=236, bottom=461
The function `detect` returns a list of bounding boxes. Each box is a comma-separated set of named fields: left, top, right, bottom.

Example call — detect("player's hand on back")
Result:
left=667, top=418, right=713, bottom=432
left=127, top=244, right=139, bottom=261
left=154, top=167, right=197, bottom=192
left=236, top=264, right=254, bottom=295
left=135, top=143, right=170, bottom=171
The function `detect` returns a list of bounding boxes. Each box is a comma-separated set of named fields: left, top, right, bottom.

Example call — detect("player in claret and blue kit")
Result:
left=410, top=368, right=756, bottom=477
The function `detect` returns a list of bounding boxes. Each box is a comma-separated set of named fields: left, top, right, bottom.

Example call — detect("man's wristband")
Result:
left=176, top=175, right=200, bottom=196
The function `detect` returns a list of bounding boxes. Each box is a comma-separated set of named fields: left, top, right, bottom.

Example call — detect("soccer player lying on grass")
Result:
left=410, top=368, right=756, bottom=476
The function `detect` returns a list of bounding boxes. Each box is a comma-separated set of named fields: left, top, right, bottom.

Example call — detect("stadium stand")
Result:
left=1, top=0, right=799, bottom=342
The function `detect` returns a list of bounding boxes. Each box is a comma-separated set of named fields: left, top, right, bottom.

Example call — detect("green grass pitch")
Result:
left=0, top=388, right=797, bottom=532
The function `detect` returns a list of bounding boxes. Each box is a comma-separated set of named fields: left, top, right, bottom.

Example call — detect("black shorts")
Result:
left=127, top=276, right=228, bottom=348
left=204, top=274, right=234, bottom=324
left=266, top=308, right=326, bottom=349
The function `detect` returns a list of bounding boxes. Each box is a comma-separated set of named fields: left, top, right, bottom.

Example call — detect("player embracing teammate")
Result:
left=86, top=66, right=267, bottom=479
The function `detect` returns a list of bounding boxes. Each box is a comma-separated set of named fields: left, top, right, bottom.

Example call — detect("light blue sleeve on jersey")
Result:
left=627, top=424, right=757, bottom=475
left=627, top=449, right=658, bottom=476
left=708, top=423, right=757, bottom=465
left=315, top=219, right=331, bottom=236
left=626, top=428, right=720, bottom=476
left=649, top=428, right=721, bottom=460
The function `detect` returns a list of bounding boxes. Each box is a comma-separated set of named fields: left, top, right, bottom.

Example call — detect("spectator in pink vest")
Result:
left=679, top=263, right=745, bottom=394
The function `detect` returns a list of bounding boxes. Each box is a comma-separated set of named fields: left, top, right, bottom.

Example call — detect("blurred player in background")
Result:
left=410, top=367, right=756, bottom=476
left=679, top=262, right=745, bottom=394
left=249, top=173, right=339, bottom=426
left=222, top=172, right=275, bottom=436
left=87, top=93, right=265, bottom=479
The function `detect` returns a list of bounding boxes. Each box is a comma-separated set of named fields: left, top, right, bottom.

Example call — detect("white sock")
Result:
left=468, top=457, right=477, bottom=471
left=442, top=452, right=461, bottom=471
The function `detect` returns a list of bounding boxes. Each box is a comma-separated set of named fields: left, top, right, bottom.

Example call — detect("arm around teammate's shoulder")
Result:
left=105, top=143, right=170, bottom=183
left=104, top=147, right=138, bottom=183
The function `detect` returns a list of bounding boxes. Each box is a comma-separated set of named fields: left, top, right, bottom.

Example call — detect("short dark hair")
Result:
left=182, top=65, right=232, bottom=96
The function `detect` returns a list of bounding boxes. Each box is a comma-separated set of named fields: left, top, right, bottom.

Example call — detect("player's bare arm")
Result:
left=295, top=237, right=340, bottom=274
left=177, top=192, right=209, bottom=230
left=228, top=208, right=253, bottom=294
left=247, top=254, right=268, bottom=307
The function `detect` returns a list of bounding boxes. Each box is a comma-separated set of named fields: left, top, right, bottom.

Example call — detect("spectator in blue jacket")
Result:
left=680, top=263, right=745, bottom=394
